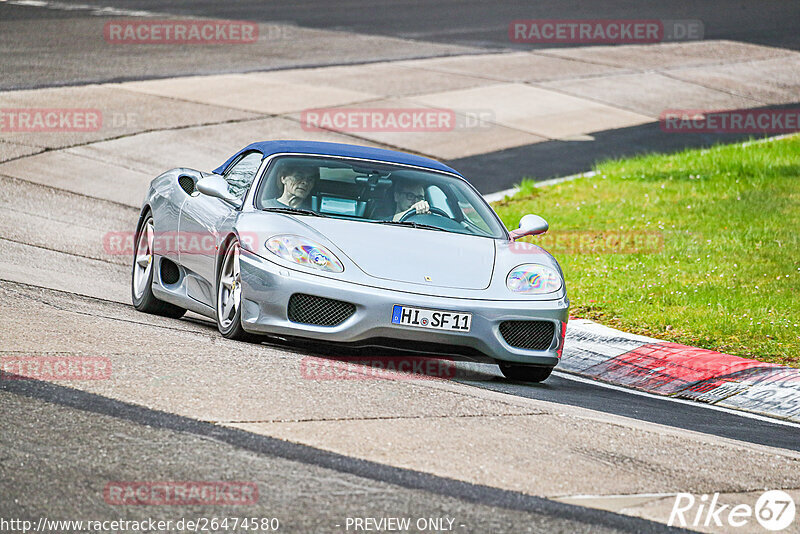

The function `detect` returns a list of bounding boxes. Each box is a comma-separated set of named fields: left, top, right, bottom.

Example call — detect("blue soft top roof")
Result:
left=212, top=140, right=460, bottom=176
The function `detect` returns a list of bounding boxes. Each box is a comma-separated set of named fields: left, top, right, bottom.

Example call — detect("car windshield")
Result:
left=255, top=156, right=506, bottom=239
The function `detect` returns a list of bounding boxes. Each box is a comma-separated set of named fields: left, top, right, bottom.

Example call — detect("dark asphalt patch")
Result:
left=458, top=372, right=800, bottom=452
left=449, top=103, right=800, bottom=193
left=26, top=0, right=800, bottom=51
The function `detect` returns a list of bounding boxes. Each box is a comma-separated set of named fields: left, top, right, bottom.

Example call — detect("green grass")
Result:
left=492, top=135, right=800, bottom=367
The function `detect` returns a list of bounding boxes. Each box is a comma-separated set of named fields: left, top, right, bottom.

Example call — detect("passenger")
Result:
left=263, top=164, right=319, bottom=208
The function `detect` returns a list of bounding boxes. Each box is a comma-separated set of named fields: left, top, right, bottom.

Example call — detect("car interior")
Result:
left=256, top=156, right=499, bottom=237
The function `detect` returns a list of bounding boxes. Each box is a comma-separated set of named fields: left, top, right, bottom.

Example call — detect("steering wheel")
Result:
left=399, top=206, right=450, bottom=222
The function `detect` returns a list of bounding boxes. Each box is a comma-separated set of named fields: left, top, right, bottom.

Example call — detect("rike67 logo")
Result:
left=669, top=490, right=796, bottom=531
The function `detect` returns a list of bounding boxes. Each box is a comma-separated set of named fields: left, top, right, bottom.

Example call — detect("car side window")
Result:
left=452, top=187, right=491, bottom=232
left=224, top=152, right=262, bottom=199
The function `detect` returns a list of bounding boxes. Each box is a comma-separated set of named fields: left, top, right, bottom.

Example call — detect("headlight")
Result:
left=265, top=235, right=344, bottom=273
left=506, top=264, right=562, bottom=293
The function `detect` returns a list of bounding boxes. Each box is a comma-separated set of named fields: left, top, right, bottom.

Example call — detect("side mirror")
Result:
left=509, top=214, right=548, bottom=241
left=196, top=175, right=239, bottom=204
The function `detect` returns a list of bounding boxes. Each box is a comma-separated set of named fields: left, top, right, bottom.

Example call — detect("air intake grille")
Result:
left=499, top=321, right=555, bottom=350
left=159, top=258, right=180, bottom=285
left=288, top=293, right=355, bottom=326
left=178, top=175, right=195, bottom=195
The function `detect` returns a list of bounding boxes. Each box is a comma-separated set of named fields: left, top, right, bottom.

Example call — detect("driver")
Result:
left=392, top=181, right=430, bottom=221
left=263, top=164, right=319, bottom=209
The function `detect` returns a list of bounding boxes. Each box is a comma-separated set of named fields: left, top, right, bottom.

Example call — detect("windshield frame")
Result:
left=246, top=152, right=509, bottom=240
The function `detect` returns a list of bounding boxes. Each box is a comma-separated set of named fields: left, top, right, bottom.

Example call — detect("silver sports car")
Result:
left=131, top=141, right=569, bottom=382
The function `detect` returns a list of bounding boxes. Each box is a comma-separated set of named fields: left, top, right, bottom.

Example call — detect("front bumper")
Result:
left=239, top=252, right=569, bottom=366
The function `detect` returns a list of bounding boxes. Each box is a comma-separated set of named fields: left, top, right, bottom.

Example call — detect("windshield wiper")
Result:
left=371, top=220, right=447, bottom=232
left=263, top=207, right=325, bottom=217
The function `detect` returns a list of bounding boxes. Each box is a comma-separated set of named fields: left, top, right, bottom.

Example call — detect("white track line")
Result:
left=554, top=492, right=678, bottom=500
left=483, top=171, right=596, bottom=203
left=0, top=0, right=165, bottom=17
left=553, top=370, right=800, bottom=429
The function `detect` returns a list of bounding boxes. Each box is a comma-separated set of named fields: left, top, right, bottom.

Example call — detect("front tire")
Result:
left=216, top=238, right=259, bottom=342
left=131, top=213, right=186, bottom=318
left=499, top=364, right=554, bottom=383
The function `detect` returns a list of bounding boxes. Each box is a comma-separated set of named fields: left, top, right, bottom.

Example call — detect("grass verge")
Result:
left=492, top=135, right=800, bottom=367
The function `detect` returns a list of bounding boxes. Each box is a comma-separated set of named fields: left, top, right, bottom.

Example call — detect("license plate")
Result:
left=391, top=305, right=472, bottom=332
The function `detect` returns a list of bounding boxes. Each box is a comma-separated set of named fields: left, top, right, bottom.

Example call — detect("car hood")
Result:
left=299, top=218, right=495, bottom=290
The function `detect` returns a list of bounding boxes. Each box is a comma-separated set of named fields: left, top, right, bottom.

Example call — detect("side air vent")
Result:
left=159, top=258, right=181, bottom=285
left=499, top=321, right=555, bottom=350
left=178, top=175, right=196, bottom=195
left=287, top=293, right=355, bottom=327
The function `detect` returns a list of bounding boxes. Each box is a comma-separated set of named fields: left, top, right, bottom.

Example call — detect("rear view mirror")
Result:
left=196, top=175, right=239, bottom=204
left=509, top=214, right=549, bottom=241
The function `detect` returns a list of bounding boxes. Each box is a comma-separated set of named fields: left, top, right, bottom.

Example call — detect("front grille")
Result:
left=499, top=321, right=555, bottom=350
left=287, top=293, right=355, bottom=326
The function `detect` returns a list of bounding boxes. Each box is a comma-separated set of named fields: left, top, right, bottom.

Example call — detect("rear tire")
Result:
left=131, top=213, right=186, bottom=318
left=499, top=364, right=553, bottom=383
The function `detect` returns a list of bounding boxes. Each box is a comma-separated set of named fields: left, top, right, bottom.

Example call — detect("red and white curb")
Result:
left=561, top=319, right=800, bottom=423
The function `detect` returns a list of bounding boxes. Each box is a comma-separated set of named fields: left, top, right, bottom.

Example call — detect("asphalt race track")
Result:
left=2, top=1, right=800, bottom=532
left=3, top=0, right=799, bottom=187
left=3, top=0, right=799, bottom=90
left=1, top=377, right=674, bottom=534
